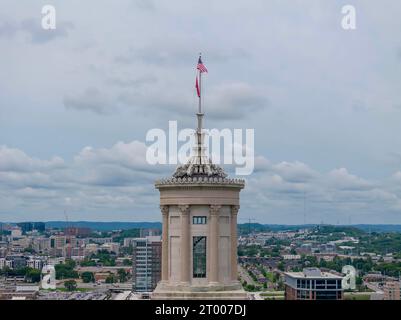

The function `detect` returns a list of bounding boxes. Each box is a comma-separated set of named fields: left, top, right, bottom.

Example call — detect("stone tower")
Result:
left=152, top=60, right=247, bottom=300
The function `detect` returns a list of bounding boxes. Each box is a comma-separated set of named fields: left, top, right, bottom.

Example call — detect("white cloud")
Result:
left=63, top=88, right=117, bottom=115
left=0, top=17, right=74, bottom=43
left=1, top=142, right=401, bottom=223
left=75, top=141, right=148, bottom=169
left=272, top=161, right=318, bottom=183
left=0, top=145, right=64, bottom=172
left=0, top=141, right=165, bottom=221
left=206, top=83, right=269, bottom=119
left=327, top=168, right=374, bottom=191
left=1, top=0, right=401, bottom=222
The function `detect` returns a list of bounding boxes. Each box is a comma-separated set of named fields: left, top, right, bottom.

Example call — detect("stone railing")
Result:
left=155, top=176, right=245, bottom=187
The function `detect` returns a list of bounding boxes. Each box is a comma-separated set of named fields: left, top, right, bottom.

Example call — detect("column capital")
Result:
left=178, top=204, right=190, bottom=215
left=231, top=205, right=240, bottom=216
left=209, top=205, right=221, bottom=216
left=160, top=205, right=169, bottom=216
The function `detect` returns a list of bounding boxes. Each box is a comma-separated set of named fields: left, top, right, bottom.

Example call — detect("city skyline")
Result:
left=2, top=1, right=401, bottom=224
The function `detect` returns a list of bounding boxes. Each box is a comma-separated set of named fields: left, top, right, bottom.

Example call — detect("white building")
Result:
left=27, top=258, right=45, bottom=270
left=283, top=254, right=301, bottom=260
left=33, top=237, right=51, bottom=253
left=11, top=227, right=22, bottom=238
left=0, top=257, right=6, bottom=269
left=84, top=243, right=99, bottom=256
left=123, top=237, right=137, bottom=247
left=100, top=242, right=120, bottom=254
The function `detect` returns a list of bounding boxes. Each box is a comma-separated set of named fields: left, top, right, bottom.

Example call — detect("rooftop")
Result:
left=285, top=268, right=343, bottom=279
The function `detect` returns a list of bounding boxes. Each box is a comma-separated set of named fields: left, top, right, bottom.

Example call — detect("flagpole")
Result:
left=197, top=68, right=202, bottom=162
left=199, top=69, right=202, bottom=114
left=196, top=54, right=205, bottom=165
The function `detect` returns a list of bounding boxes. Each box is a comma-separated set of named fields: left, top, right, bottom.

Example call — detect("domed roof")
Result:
left=172, top=154, right=227, bottom=179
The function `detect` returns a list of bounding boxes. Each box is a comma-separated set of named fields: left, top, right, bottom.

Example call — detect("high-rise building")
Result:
left=0, top=247, right=7, bottom=258
left=33, top=238, right=51, bottom=253
left=383, top=281, right=401, bottom=300
left=49, top=235, right=67, bottom=257
left=123, top=238, right=136, bottom=247
left=10, top=227, right=22, bottom=238
left=27, top=258, right=45, bottom=270
left=140, top=228, right=161, bottom=238
left=50, top=235, right=67, bottom=249
left=17, top=222, right=45, bottom=233
left=0, top=258, right=7, bottom=269
left=152, top=59, right=247, bottom=300
left=100, top=242, right=120, bottom=255
left=64, top=227, right=91, bottom=237
left=284, top=268, right=344, bottom=300
left=4, top=255, right=28, bottom=270
left=132, top=236, right=162, bottom=292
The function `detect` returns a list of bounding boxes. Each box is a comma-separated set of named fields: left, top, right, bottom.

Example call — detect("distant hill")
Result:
left=2, top=221, right=401, bottom=233
left=237, top=223, right=316, bottom=234
left=264, top=224, right=401, bottom=232
left=352, top=224, right=401, bottom=233
left=237, top=223, right=401, bottom=234
left=44, top=221, right=162, bottom=231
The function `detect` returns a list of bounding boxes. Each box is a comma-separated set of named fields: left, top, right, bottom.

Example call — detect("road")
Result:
left=364, top=281, right=384, bottom=294
left=57, top=282, right=132, bottom=291
left=238, top=265, right=258, bottom=286
left=248, top=291, right=285, bottom=300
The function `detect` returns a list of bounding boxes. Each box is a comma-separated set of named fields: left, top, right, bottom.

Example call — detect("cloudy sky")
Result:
left=1, top=0, right=401, bottom=224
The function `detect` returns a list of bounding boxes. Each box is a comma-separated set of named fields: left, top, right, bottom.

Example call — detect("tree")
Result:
left=276, top=280, right=285, bottom=290
left=246, top=284, right=255, bottom=291
left=117, top=269, right=128, bottom=283
left=64, top=280, right=77, bottom=291
left=0, top=266, right=11, bottom=276
left=80, top=259, right=97, bottom=267
left=4, top=267, right=27, bottom=277
left=105, top=274, right=117, bottom=283
left=81, top=271, right=95, bottom=283
left=90, top=251, right=116, bottom=266
left=23, top=247, right=35, bottom=254
left=55, top=262, right=79, bottom=280
left=113, top=228, right=140, bottom=243
left=26, top=268, right=41, bottom=283
left=123, top=259, right=132, bottom=266
left=65, top=259, right=76, bottom=268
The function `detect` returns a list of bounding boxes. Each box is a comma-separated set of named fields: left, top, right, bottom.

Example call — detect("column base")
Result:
left=154, top=281, right=243, bottom=292
left=152, top=281, right=248, bottom=300
left=179, top=281, right=190, bottom=288
left=208, top=281, right=220, bottom=287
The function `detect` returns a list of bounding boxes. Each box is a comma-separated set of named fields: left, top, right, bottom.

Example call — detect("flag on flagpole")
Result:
left=197, top=56, right=208, bottom=73
left=195, top=55, right=207, bottom=97
left=195, top=76, right=200, bottom=97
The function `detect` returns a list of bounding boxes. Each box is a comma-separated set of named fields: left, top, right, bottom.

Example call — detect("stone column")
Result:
left=161, top=205, right=169, bottom=282
left=179, top=205, right=190, bottom=284
left=209, top=205, right=221, bottom=284
left=230, top=205, right=239, bottom=281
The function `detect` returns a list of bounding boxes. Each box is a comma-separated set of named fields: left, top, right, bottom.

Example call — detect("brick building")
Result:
left=284, top=268, right=343, bottom=300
